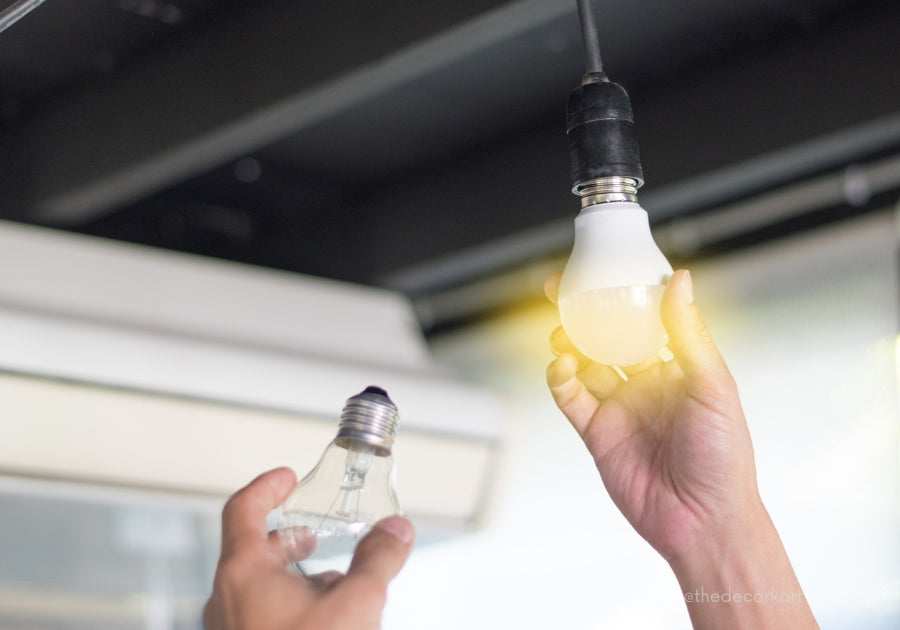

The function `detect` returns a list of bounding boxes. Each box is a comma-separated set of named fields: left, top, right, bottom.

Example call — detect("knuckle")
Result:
left=342, top=575, right=388, bottom=605
left=202, top=599, right=215, bottom=629
left=352, top=532, right=383, bottom=558
left=694, top=322, right=714, bottom=344
left=221, top=492, right=244, bottom=522
left=214, top=555, right=248, bottom=591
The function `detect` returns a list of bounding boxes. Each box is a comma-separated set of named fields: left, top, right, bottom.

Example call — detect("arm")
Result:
left=203, top=467, right=414, bottom=630
left=546, top=269, right=817, bottom=630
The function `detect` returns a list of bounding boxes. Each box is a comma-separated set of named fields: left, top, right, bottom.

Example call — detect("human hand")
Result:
left=546, top=269, right=758, bottom=562
left=203, top=467, right=414, bottom=630
left=546, top=269, right=817, bottom=628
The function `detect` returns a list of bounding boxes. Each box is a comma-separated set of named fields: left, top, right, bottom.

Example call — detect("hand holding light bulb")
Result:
left=549, top=269, right=752, bottom=555
left=546, top=269, right=817, bottom=629
left=203, top=467, right=414, bottom=630
left=204, top=388, right=413, bottom=630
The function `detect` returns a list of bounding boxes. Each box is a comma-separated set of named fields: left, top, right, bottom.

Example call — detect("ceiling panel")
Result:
left=1, top=0, right=897, bottom=327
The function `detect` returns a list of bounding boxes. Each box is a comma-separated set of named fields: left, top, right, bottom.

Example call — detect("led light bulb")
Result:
left=561, top=69, right=673, bottom=366
left=558, top=198, right=672, bottom=366
left=277, top=386, right=401, bottom=576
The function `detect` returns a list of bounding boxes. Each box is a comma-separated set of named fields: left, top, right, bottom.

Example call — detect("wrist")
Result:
left=668, top=498, right=818, bottom=630
left=668, top=491, right=768, bottom=575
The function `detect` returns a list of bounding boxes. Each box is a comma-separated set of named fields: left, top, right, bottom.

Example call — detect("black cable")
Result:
left=0, top=0, right=46, bottom=34
left=576, top=0, right=603, bottom=75
left=567, top=0, right=643, bottom=193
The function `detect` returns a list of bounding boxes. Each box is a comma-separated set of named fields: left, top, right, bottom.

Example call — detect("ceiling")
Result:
left=2, top=0, right=899, bottom=330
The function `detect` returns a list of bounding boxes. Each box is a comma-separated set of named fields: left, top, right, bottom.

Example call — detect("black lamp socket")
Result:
left=566, top=75, right=643, bottom=191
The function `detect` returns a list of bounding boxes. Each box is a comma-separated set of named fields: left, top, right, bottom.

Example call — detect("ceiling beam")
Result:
left=365, top=0, right=900, bottom=293
left=1, top=0, right=573, bottom=224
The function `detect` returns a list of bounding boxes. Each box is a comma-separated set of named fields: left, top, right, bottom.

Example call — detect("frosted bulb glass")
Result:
left=277, top=387, right=401, bottom=576
left=558, top=201, right=673, bottom=366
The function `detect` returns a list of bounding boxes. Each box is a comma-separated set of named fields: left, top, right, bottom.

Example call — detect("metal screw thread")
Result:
left=575, top=176, right=640, bottom=207
left=336, top=387, right=399, bottom=455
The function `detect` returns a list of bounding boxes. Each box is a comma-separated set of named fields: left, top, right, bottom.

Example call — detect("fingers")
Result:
left=306, top=570, right=344, bottom=590
left=345, top=515, right=414, bottom=587
left=278, top=525, right=317, bottom=564
left=544, top=271, right=561, bottom=305
left=549, top=324, right=623, bottom=388
left=221, top=467, right=297, bottom=559
left=549, top=324, right=591, bottom=366
left=546, top=353, right=604, bottom=437
left=202, top=599, right=216, bottom=630
left=306, top=517, right=412, bottom=627
left=660, top=270, right=729, bottom=383
left=620, top=351, right=666, bottom=377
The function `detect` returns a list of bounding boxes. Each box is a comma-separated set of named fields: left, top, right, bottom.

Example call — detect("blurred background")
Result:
left=0, top=0, right=899, bottom=628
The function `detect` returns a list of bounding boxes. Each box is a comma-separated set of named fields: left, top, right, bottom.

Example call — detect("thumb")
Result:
left=322, top=517, right=413, bottom=627
left=345, top=515, right=414, bottom=587
left=661, top=270, right=729, bottom=382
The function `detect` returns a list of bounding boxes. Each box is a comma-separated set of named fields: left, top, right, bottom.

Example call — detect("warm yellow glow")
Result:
left=558, top=285, right=667, bottom=366
left=895, top=334, right=900, bottom=392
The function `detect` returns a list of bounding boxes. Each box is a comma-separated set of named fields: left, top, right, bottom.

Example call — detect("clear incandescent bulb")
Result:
left=277, top=386, right=401, bottom=576
left=558, top=199, right=673, bottom=367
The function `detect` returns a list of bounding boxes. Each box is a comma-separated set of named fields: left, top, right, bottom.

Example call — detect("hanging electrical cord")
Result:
left=567, top=0, right=644, bottom=202
left=575, top=0, right=603, bottom=76
left=0, top=0, right=46, bottom=35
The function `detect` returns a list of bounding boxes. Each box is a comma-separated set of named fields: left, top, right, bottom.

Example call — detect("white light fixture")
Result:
left=0, top=219, right=507, bottom=533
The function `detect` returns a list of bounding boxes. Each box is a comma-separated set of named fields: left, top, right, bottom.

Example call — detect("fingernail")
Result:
left=683, top=270, right=694, bottom=304
left=376, top=516, right=414, bottom=544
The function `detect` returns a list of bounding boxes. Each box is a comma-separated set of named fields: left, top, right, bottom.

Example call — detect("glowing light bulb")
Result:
left=560, top=53, right=673, bottom=366
left=277, top=386, right=401, bottom=576
left=558, top=199, right=672, bottom=366
left=558, top=0, right=672, bottom=366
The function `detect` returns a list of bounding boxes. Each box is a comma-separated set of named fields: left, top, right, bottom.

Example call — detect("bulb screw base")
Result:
left=336, top=386, right=399, bottom=455
left=575, top=175, right=640, bottom=207
left=566, top=73, right=644, bottom=202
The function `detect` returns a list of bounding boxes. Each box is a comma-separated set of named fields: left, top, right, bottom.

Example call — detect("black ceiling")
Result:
left=2, top=0, right=899, bottom=328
